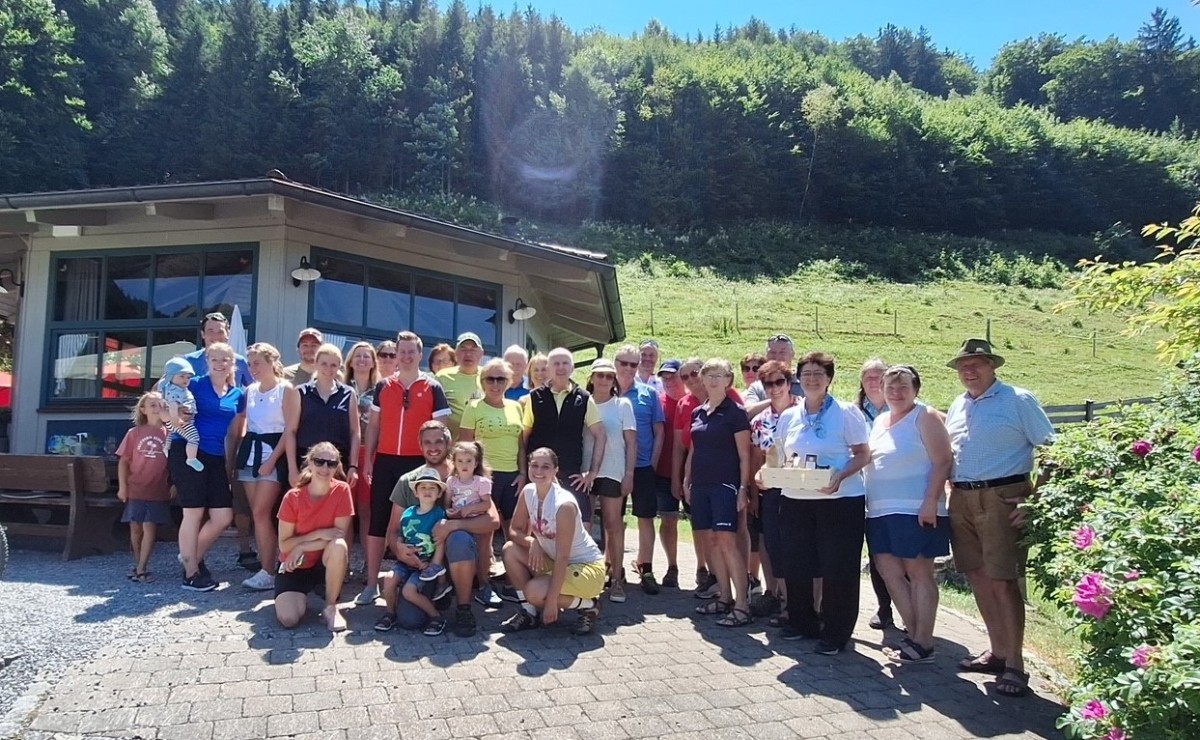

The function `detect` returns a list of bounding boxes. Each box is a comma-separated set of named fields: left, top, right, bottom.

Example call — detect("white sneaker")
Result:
left=355, top=584, right=380, bottom=606
left=242, top=569, right=275, bottom=591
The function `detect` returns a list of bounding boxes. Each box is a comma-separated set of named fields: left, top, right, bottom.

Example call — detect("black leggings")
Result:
left=779, top=495, right=865, bottom=648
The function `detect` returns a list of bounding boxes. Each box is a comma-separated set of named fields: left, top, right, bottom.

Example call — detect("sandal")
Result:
left=958, top=650, right=1006, bottom=675
left=695, top=600, right=732, bottom=616
left=716, top=608, right=753, bottom=627
left=134, top=572, right=156, bottom=584
left=889, top=638, right=935, bottom=664
left=768, top=613, right=790, bottom=628
left=994, top=667, right=1031, bottom=698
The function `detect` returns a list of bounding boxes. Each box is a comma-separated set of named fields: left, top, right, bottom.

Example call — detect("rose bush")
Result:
left=1026, top=355, right=1200, bottom=739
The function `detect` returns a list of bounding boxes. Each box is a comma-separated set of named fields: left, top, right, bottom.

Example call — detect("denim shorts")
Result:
left=867, top=514, right=951, bottom=560
left=391, top=562, right=424, bottom=590
left=121, top=499, right=172, bottom=525
left=236, top=466, right=278, bottom=484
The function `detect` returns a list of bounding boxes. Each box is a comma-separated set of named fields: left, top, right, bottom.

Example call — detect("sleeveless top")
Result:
left=521, top=482, right=603, bottom=564
left=246, top=382, right=287, bottom=435
left=864, top=403, right=946, bottom=518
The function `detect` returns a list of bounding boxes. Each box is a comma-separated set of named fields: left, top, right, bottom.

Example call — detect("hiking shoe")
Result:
left=453, top=605, right=477, bottom=637
left=355, top=584, right=380, bottom=606
left=236, top=551, right=258, bottom=571
left=662, top=566, right=679, bottom=589
left=475, top=585, right=503, bottom=608
left=182, top=572, right=217, bottom=592
left=814, top=640, right=846, bottom=656
left=749, top=577, right=764, bottom=597
left=635, top=563, right=660, bottom=595
left=419, top=563, right=446, bottom=582
left=694, top=573, right=720, bottom=599
left=198, top=559, right=212, bottom=579
left=609, top=579, right=626, bottom=603
left=572, top=607, right=599, bottom=635
left=423, top=617, right=447, bottom=637
left=242, top=569, right=275, bottom=591
left=500, top=609, right=538, bottom=633
left=374, top=613, right=397, bottom=632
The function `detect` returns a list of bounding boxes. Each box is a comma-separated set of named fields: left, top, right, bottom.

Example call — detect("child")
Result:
left=156, top=356, right=204, bottom=472
left=374, top=468, right=449, bottom=636
left=443, top=441, right=498, bottom=603
left=117, top=392, right=171, bottom=583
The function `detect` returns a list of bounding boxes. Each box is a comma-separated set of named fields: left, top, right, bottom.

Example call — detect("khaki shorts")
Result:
left=948, top=480, right=1031, bottom=581
left=536, top=558, right=606, bottom=600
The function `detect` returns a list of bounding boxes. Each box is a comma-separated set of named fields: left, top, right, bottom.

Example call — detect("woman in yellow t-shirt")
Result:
left=460, top=358, right=527, bottom=530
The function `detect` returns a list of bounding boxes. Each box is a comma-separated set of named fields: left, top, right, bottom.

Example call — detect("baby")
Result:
left=156, top=357, right=204, bottom=472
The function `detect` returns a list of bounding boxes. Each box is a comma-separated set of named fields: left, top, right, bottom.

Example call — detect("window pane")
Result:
left=51, top=331, right=100, bottom=398
left=313, top=256, right=365, bottom=327
left=203, top=250, right=254, bottom=318
left=413, top=276, right=454, bottom=340
left=154, top=253, right=200, bottom=319
left=457, top=283, right=498, bottom=350
left=149, top=329, right=200, bottom=384
left=104, top=255, right=151, bottom=321
left=366, top=268, right=411, bottom=335
left=54, top=258, right=102, bottom=322
left=101, top=330, right=148, bottom=399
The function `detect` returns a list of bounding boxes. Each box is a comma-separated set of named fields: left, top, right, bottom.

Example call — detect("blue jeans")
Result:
left=395, top=530, right=479, bottom=630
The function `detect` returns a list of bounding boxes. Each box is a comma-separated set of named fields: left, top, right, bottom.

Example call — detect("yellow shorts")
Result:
left=536, top=558, right=606, bottom=600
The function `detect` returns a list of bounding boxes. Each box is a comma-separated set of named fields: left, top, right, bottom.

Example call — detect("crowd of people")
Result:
left=114, top=311, right=1053, bottom=697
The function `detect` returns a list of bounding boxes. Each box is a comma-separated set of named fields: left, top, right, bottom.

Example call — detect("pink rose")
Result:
left=1131, top=440, right=1153, bottom=457
left=1107, top=729, right=1126, bottom=740
left=1125, top=570, right=1140, bottom=581
left=1131, top=645, right=1155, bottom=668
left=1074, top=572, right=1113, bottom=620
left=1193, top=445, right=1200, bottom=463
left=1080, top=699, right=1109, bottom=721
left=1073, top=525, right=1096, bottom=549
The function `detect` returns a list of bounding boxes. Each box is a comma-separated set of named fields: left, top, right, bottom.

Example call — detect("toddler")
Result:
left=156, top=356, right=204, bottom=471
left=116, top=392, right=171, bottom=582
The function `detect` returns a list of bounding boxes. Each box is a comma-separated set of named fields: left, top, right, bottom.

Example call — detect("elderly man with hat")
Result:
left=437, top=332, right=485, bottom=440
left=945, top=338, right=1053, bottom=698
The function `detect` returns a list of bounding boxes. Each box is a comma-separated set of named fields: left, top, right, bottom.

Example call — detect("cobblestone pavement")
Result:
left=4, top=539, right=1065, bottom=739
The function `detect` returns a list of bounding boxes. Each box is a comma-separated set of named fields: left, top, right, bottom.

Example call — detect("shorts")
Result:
left=121, top=499, right=172, bottom=525
left=630, top=466, right=658, bottom=519
left=275, top=564, right=326, bottom=597
left=949, top=480, right=1030, bottom=580
left=867, top=514, right=951, bottom=560
left=593, top=477, right=624, bottom=501
left=369, top=454, right=426, bottom=538
left=491, top=470, right=521, bottom=521
left=390, top=563, right=424, bottom=591
left=690, top=482, right=739, bottom=533
left=536, top=557, right=606, bottom=600
left=445, top=529, right=479, bottom=564
left=236, top=466, right=279, bottom=484
left=168, top=445, right=232, bottom=510
left=654, top=474, right=681, bottom=517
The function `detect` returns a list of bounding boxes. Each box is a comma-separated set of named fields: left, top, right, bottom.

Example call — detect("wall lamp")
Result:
left=508, top=298, right=537, bottom=323
left=0, top=268, right=24, bottom=296
left=291, top=256, right=321, bottom=287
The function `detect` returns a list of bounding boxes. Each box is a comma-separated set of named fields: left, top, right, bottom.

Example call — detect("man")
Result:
left=360, top=331, right=450, bottom=606
left=503, top=344, right=530, bottom=402
left=612, top=344, right=666, bottom=594
left=283, top=328, right=323, bottom=385
left=437, top=332, right=484, bottom=439
left=522, top=347, right=606, bottom=537
left=744, top=334, right=803, bottom=414
left=636, top=339, right=664, bottom=393
left=382, top=421, right=499, bottom=637
left=650, top=359, right=686, bottom=588
left=182, top=311, right=254, bottom=568
left=945, top=338, right=1053, bottom=699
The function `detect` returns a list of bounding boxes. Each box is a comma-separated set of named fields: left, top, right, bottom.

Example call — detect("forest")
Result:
left=5, top=0, right=1200, bottom=255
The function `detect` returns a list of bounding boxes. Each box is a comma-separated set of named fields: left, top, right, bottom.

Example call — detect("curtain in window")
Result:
left=54, top=260, right=101, bottom=396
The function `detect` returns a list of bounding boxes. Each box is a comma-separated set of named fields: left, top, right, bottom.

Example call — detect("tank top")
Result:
left=864, top=403, right=946, bottom=518
left=521, top=482, right=603, bottom=564
left=246, top=382, right=287, bottom=435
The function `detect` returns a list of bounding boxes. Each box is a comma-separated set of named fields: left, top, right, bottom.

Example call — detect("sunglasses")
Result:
left=615, top=359, right=639, bottom=369
left=767, top=334, right=793, bottom=344
left=680, top=371, right=700, bottom=380
left=310, top=457, right=339, bottom=468
left=484, top=376, right=508, bottom=384
left=592, top=372, right=617, bottom=380
left=763, top=376, right=789, bottom=388
left=377, top=352, right=397, bottom=359
left=742, top=364, right=761, bottom=373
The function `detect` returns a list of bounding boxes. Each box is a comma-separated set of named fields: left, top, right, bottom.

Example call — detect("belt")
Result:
left=951, top=474, right=1028, bottom=490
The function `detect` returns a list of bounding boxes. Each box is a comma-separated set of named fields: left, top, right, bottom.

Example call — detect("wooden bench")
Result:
left=0, top=454, right=124, bottom=560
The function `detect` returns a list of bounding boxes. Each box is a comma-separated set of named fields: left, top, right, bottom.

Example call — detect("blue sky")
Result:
left=493, top=0, right=1199, bottom=67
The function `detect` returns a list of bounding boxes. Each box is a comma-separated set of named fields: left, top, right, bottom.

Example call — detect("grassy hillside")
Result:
left=608, top=258, right=1165, bottom=409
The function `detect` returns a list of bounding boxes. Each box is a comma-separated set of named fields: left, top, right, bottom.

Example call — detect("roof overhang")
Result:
left=0, top=178, right=625, bottom=352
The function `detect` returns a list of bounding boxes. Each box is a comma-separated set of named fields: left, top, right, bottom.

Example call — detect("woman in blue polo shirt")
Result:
left=684, top=357, right=753, bottom=627
left=172, top=342, right=246, bottom=592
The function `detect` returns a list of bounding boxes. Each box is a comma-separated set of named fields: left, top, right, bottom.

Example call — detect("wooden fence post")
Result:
left=986, top=318, right=992, bottom=344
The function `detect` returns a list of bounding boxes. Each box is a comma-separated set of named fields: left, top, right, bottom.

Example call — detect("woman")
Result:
left=582, top=359, right=636, bottom=603
left=865, top=365, right=952, bottom=663
left=172, top=342, right=245, bottom=592
left=288, top=344, right=360, bottom=493
left=344, top=341, right=379, bottom=555
left=274, top=442, right=353, bottom=632
left=857, top=356, right=896, bottom=630
left=527, top=353, right=549, bottom=391
left=773, top=351, right=871, bottom=655
left=237, top=343, right=301, bottom=592
left=684, top=358, right=753, bottom=627
left=460, top=358, right=526, bottom=531
left=375, top=340, right=399, bottom=379
left=740, top=352, right=767, bottom=391
left=748, top=360, right=797, bottom=620
left=499, top=448, right=606, bottom=635
left=428, top=343, right=456, bottom=374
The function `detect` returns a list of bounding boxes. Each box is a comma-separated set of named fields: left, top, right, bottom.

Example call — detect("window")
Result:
left=46, top=245, right=256, bottom=405
left=309, top=248, right=500, bottom=355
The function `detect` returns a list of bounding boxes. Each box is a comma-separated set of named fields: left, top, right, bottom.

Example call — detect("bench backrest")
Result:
left=0, top=455, right=110, bottom=494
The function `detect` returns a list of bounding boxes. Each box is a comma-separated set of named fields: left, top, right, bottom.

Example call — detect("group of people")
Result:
left=114, top=312, right=1052, bottom=697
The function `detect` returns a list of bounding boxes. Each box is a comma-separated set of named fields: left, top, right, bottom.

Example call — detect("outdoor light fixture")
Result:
left=291, top=256, right=321, bottom=287
left=508, top=298, right=537, bottom=323
left=0, top=269, right=25, bottom=296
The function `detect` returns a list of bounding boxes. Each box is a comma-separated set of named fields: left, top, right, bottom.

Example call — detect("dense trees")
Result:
left=5, top=0, right=1200, bottom=241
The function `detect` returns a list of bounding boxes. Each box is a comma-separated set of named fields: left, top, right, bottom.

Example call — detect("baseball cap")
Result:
left=163, top=357, right=194, bottom=379
left=410, top=466, right=447, bottom=491
left=657, top=359, right=682, bottom=375
left=297, top=327, right=323, bottom=343
left=456, top=332, right=483, bottom=348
